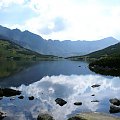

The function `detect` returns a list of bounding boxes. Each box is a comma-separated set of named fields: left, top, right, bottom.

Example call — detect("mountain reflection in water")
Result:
left=1, top=74, right=120, bottom=120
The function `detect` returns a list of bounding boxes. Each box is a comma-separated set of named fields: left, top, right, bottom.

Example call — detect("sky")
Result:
left=0, top=0, right=120, bottom=41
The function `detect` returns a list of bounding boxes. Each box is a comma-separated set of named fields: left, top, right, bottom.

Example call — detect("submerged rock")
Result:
left=10, top=97, right=15, bottom=100
left=0, top=88, right=21, bottom=97
left=55, top=98, right=67, bottom=106
left=18, top=95, right=24, bottom=99
left=110, top=98, right=120, bottom=106
left=91, top=84, right=100, bottom=88
left=74, top=102, right=82, bottom=106
left=109, top=105, right=120, bottom=113
left=0, top=111, right=6, bottom=119
left=91, top=100, right=99, bottom=102
left=0, top=97, right=2, bottom=100
left=28, top=96, right=34, bottom=100
left=37, top=113, right=54, bottom=120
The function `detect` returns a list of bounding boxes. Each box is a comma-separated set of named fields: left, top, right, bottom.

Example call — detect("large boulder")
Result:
left=0, top=111, right=6, bottom=119
left=110, top=98, right=120, bottom=106
left=68, top=112, right=120, bottom=120
left=109, top=105, right=120, bottom=113
left=55, top=98, right=67, bottom=106
left=37, top=113, right=54, bottom=120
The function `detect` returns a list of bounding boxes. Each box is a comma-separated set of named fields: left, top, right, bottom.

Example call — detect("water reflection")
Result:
left=1, top=74, right=120, bottom=120
left=0, top=60, right=94, bottom=87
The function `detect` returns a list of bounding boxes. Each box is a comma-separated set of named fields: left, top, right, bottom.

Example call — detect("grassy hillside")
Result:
left=0, top=39, right=56, bottom=61
left=87, top=42, right=120, bottom=76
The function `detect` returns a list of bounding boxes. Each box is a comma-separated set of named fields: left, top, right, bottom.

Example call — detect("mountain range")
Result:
left=0, top=25, right=119, bottom=57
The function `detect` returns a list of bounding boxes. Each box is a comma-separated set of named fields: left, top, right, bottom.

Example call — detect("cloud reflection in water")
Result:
left=2, top=74, right=120, bottom=120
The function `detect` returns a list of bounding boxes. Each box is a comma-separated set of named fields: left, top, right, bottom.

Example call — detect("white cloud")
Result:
left=12, top=74, right=120, bottom=120
left=1, top=0, right=120, bottom=40
left=0, top=0, right=24, bottom=9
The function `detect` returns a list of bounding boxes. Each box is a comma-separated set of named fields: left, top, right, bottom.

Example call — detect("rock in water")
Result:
left=109, top=105, right=120, bottom=113
left=110, top=98, right=120, bottom=106
left=18, top=96, right=24, bottom=99
left=37, top=113, right=54, bottom=120
left=28, top=96, right=34, bottom=100
left=91, top=100, right=99, bottom=102
left=55, top=98, right=67, bottom=106
left=91, top=84, right=100, bottom=88
left=0, top=111, right=6, bottom=119
left=74, top=102, right=82, bottom=106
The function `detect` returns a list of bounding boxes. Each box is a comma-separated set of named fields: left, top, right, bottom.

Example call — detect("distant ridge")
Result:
left=0, top=25, right=119, bottom=57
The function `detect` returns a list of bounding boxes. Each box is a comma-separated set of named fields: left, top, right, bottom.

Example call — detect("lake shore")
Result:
left=68, top=112, right=120, bottom=120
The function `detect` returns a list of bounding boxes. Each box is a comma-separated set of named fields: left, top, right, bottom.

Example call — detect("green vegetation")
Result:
left=0, top=39, right=57, bottom=61
left=88, top=43, right=120, bottom=76
left=89, top=57, right=120, bottom=76
left=0, top=39, right=57, bottom=78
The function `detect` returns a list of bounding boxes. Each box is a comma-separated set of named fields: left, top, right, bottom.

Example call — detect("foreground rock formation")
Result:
left=68, top=112, right=120, bottom=120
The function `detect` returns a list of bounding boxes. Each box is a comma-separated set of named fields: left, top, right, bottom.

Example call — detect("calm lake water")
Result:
left=0, top=60, right=120, bottom=120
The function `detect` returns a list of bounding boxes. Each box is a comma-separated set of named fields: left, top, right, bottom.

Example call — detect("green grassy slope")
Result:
left=0, top=39, right=56, bottom=61
left=87, top=42, right=120, bottom=76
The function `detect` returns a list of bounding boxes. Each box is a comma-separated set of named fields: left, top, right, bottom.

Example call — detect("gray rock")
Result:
left=109, top=105, right=120, bottom=113
left=91, top=84, right=100, bottom=88
left=37, top=113, right=54, bottom=120
left=0, top=111, right=6, bottom=119
left=110, top=98, right=120, bottom=106
left=68, top=112, right=120, bottom=120
left=18, top=96, right=24, bottom=99
left=55, top=98, right=67, bottom=106
left=28, top=96, right=34, bottom=100
left=74, top=102, right=82, bottom=106
left=91, top=100, right=99, bottom=102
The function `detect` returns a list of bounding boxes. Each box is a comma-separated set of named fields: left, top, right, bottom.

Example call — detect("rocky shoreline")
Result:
left=36, top=112, right=120, bottom=120
left=67, top=112, right=120, bottom=120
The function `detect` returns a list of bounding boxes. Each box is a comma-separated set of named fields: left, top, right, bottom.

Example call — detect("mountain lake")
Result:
left=0, top=60, right=120, bottom=120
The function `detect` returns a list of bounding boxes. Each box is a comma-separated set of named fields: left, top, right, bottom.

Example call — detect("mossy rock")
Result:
left=68, top=112, right=120, bottom=120
left=37, top=113, right=54, bottom=120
